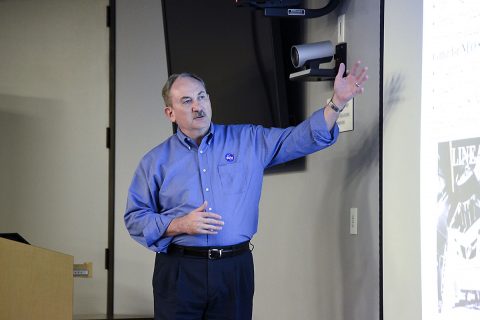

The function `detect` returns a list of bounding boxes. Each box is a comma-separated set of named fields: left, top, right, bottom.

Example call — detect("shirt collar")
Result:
left=176, top=124, right=215, bottom=149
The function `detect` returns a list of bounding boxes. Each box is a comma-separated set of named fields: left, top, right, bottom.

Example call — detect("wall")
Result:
left=0, top=0, right=109, bottom=315
left=114, top=0, right=381, bottom=319
left=382, top=0, right=423, bottom=319
left=254, top=0, right=381, bottom=319
left=114, top=0, right=171, bottom=314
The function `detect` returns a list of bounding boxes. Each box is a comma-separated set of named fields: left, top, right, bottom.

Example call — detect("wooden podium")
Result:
left=0, top=237, right=73, bottom=320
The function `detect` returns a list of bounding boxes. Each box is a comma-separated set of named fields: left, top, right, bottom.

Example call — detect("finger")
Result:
left=350, top=60, right=361, bottom=76
left=203, top=224, right=223, bottom=231
left=203, top=229, right=219, bottom=235
left=355, top=75, right=368, bottom=93
left=357, top=67, right=369, bottom=83
left=202, top=212, right=223, bottom=220
left=199, top=225, right=222, bottom=234
left=196, top=227, right=218, bottom=235
left=203, top=217, right=225, bottom=226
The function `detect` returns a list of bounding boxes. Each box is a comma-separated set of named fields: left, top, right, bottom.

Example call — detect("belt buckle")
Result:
left=208, top=248, right=223, bottom=259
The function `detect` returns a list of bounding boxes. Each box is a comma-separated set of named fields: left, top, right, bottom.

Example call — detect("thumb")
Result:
left=195, top=201, right=207, bottom=212
left=336, top=62, right=346, bottom=78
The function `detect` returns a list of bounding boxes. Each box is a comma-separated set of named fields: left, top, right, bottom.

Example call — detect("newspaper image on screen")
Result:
left=437, top=137, right=480, bottom=313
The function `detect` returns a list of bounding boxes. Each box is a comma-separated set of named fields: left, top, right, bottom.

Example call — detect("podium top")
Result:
left=0, top=233, right=30, bottom=245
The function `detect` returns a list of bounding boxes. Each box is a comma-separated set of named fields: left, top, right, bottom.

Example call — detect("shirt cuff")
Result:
left=310, top=108, right=339, bottom=144
left=143, top=215, right=175, bottom=252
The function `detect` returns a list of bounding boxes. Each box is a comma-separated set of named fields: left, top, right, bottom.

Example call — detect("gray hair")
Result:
left=162, top=72, right=207, bottom=106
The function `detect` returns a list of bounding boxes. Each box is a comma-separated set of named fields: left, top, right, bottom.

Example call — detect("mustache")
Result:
left=194, top=110, right=206, bottom=118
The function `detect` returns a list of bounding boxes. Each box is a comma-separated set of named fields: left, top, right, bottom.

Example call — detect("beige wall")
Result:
left=0, top=0, right=109, bottom=315
left=0, top=0, right=429, bottom=318
left=255, top=0, right=381, bottom=319
left=115, top=0, right=380, bottom=319
left=383, top=0, right=423, bottom=319
left=114, top=0, right=170, bottom=314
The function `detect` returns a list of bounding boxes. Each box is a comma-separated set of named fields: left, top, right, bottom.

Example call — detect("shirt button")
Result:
left=209, top=208, right=213, bottom=211
left=202, top=169, right=207, bottom=173
left=205, top=187, right=209, bottom=192
left=200, top=150, right=204, bottom=154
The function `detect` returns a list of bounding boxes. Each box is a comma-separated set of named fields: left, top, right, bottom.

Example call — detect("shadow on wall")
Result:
left=0, top=93, right=65, bottom=239
left=0, top=94, right=64, bottom=118
left=306, top=73, right=404, bottom=319
left=336, top=73, right=405, bottom=320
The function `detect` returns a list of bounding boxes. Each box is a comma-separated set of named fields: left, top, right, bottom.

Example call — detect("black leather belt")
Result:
left=167, top=241, right=250, bottom=260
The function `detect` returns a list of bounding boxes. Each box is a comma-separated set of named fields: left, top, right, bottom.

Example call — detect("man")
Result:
left=125, top=61, right=368, bottom=319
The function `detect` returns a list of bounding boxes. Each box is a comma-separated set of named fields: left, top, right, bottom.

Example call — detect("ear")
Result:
left=164, top=106, right=175, bottom=123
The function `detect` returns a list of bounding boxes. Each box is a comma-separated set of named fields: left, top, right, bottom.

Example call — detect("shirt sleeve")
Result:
left=124, top=159, right=174, bottom=253
left=256, top=107, right=340, bottom=168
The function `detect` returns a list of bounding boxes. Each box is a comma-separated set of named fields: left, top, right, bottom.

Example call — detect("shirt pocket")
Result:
left=218, top=162, right=247, bottom=195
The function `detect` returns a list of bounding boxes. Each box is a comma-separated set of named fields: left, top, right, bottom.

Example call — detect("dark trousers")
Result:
left=153, top=250, right=254, bottom=320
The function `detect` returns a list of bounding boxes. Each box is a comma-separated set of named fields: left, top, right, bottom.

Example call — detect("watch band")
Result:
left=328, top=99, right=343, bottom=113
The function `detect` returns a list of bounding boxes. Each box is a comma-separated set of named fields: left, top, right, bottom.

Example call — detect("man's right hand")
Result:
left=165, top=201, right=224, bottom=236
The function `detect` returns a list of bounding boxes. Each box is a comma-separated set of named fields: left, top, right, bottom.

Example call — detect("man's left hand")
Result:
left=332, top=61, right=368, bottom=108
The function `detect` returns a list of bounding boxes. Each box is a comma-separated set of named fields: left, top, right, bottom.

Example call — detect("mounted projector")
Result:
left=235, top=0, right=341, bottom=18
left=289, top=41, right=347, bottom=81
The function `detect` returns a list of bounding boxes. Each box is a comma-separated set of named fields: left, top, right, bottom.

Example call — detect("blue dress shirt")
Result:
left=125, top=108, right=339, bottom=252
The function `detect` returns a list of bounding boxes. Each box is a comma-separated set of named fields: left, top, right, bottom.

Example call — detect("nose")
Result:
left=191, top=97, right=204, bottom=111
left=192, top=100, right=202, bottom=111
